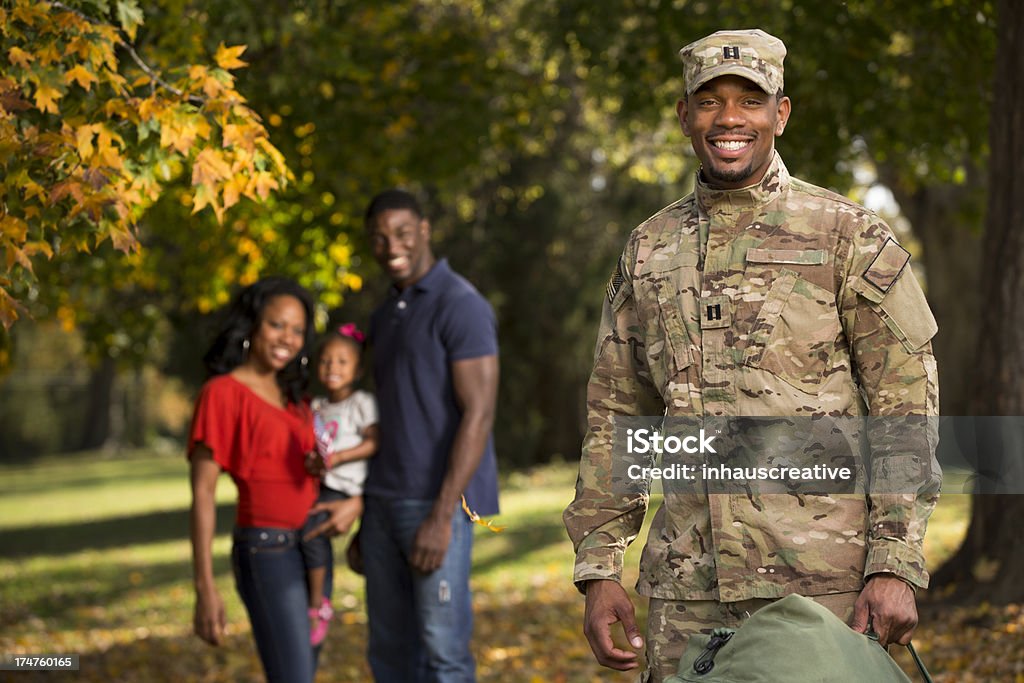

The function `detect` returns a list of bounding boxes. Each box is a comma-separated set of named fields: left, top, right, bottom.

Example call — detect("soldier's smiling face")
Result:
left=677, top=74, right=791, bottom=189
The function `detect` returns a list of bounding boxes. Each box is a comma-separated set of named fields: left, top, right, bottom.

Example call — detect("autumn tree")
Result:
left=931, top=0, right=1024, bottom=603
left=0, top=0, right=290, bottom=331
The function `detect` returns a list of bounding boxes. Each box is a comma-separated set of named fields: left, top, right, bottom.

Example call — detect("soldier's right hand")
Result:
left=583, top=579, right=644, bottom=671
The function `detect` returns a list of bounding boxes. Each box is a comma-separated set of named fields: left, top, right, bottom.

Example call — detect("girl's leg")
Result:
left=308, top=566, right=326, bottom=609
left=232, top=527, right=316, bottom=683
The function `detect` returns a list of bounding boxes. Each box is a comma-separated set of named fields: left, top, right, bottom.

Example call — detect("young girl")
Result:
left=301, top=323, right=378, bottom=646
left=188, top=277, right=360, bottom=683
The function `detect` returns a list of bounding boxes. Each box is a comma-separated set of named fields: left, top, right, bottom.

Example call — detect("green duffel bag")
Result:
left=666, top=594, right=932, bottom=683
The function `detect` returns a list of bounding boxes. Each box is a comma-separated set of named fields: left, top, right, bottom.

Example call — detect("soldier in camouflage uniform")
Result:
left=563, top=29, right=941, bottom=682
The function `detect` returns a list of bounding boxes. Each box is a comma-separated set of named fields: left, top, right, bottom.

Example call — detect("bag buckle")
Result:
left=692, top=628, right=735, bottom=675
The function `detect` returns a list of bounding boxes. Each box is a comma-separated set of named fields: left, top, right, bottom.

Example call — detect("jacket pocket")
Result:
left=742, top=252, right=839, bottom=394
left=634, top=254, right=696, bottom=394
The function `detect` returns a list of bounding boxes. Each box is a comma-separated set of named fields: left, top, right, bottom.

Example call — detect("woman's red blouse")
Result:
left=189, top=374, right=317, bottom=529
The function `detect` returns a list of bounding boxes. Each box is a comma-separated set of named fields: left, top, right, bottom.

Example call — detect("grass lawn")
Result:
left=0, top=450, right=984, bottom=682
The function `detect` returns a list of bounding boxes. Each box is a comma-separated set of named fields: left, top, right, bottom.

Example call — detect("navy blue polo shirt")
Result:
left=366, top=258, right=499, bottom=515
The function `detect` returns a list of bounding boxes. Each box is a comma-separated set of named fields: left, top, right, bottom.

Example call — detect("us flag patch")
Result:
left=606, top=265, right=625, bottom=303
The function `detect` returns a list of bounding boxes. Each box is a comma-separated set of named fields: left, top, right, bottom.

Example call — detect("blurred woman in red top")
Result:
left=188, top=277, right=361, bottom=683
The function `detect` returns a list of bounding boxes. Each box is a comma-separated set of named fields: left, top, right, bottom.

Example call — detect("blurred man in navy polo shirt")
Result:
left=355, top=188, right=499, bottom=682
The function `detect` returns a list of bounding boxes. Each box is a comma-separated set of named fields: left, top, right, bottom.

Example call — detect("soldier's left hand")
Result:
left=850, top=573, right=918, bottom=646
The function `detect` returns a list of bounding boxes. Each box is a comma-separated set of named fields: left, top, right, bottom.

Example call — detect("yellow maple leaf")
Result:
left=192, top=148, right=232, bottom=187
left=222, top=122, right=256, bottom=152
left=0, top=216, right=28, bottom=241
left=191, top=181, right=218, bottom=216
left=6, top=244, right=31, bottom=272
left=461, top=495, right=505, bottom=533
left=256, top=137, right=289, bottom=175
left=75, top=124, right=97, bottom=161
left=214, top=43, right=248, bottom=70
left=7, top=46, right=33, bottom=69
left=253, top=172, right=279, bottom=200
left=64, top=64, right=98, bottom=90
left=109, top=225, right=139, bottom=253
left=33, top=84, right=61, bottom=114
left=0, top=287, right=23, bottom=329
left=221, top=174, right=247, bottom=211
left=23, top=241, right=54, bottom=259
left=96, top=125, right=125, bottom=168
left=36, top=42, right=61, bottom=67
left=201, top=74, right=224, bottom=99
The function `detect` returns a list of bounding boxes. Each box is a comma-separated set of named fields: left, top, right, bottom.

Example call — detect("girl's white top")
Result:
left=312, top=390, right=378, bottom=495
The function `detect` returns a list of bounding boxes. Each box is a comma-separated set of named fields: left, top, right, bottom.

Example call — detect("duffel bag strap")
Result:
left=691, top=627, right=735, bottom=675
left=868, top=626, right=934, bottom=683
left=906, top=643, right=933, bottom=683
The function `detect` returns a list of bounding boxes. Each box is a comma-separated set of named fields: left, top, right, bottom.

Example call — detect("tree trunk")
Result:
left=932, top=0, right=1024, bottom=602
left=78, top=355, right=116, bottom=451
left=124, top=366, right=147, bottom=448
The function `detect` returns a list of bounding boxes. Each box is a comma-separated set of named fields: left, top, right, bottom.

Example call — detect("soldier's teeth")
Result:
left=714, top=140, right=749, bottom=150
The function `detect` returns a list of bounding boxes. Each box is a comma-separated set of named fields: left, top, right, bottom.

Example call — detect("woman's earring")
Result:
left=242, top=339, right=250, bottom=350
left=300, top=356, right=308, bottom=367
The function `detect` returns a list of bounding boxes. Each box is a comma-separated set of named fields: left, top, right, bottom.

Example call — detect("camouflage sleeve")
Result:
left=839, top=221, right=941, bottom=590
left=563, top=242, right=666, bottom=592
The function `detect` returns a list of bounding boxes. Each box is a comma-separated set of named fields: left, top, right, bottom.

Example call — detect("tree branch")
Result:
left=48, top=0, right=203, bottom=105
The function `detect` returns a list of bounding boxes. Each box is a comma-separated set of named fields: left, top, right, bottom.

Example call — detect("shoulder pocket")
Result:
left=851, top=272, right=937, bottom=353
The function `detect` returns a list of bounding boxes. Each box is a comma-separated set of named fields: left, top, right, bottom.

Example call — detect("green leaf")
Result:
left=115, top=0, right=144, bottom=40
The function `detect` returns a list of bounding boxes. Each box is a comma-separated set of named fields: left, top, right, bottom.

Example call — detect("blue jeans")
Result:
left=299, top=486, right=351, bottom=571
left=232, top=527, right=333, bottom=683
left=362, top=496, right=476, bottom=682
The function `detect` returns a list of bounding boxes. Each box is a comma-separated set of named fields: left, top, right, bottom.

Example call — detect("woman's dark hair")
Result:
left=203, top=276, right=317, bottom=405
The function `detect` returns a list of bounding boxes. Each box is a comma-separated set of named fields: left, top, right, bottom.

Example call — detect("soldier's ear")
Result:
left=774, top=95, right=791, bottom=136
left=677, top=98, right=691, bottom=137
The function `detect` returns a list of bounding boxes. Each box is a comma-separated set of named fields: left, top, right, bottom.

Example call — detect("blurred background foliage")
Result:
left=0, top=0, right=998, bottom=460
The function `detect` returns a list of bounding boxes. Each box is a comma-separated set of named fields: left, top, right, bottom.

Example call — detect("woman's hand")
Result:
left=193, top=587, right=226, bottom=646
left=189, top=448, right=224, bottom=646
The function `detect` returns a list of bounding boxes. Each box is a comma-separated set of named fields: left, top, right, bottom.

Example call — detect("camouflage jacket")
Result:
left=564, top=153, right=941, bottom=601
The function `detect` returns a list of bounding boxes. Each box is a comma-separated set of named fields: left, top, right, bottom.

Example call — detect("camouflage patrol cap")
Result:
left=679, top=29, right=786, bottom=96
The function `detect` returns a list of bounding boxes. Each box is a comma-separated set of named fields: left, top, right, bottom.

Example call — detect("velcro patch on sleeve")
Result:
left=862, top=237, right=910, bottom=294
left=606, top=256, right=631, bottom=309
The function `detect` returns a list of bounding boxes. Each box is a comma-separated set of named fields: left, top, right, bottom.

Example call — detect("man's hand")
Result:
left=851, top=573, right=918, bottom=646
left=410, top=513, right=452, bottom=573
left=193, top=587, right=226, bottom=646
left=346, top=531, right=364, bottom=575
left=583, top=579, right=644, bottom=671
left=303, top=496, right=363, bottom=541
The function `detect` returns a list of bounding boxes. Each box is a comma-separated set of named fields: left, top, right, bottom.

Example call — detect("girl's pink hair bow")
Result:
left=338, top=323, right=366, bottom=343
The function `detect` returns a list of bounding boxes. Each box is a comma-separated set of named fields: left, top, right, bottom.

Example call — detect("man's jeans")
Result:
left=232, top=527, right=332, bottom=683
left=362, top=496, right=476, bottom=682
